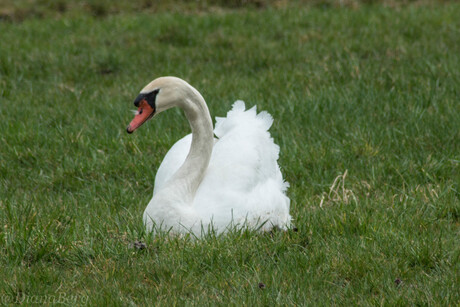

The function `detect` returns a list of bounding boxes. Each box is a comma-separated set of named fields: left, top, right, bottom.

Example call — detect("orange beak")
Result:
left=126, top=99, right=155, bottom=134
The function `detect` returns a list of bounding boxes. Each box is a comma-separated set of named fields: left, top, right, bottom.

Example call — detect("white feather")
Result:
left=149, top=101, right=291, bottom=234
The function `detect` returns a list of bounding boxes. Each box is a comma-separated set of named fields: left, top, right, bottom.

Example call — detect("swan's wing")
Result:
left=195, top=101, right=291, bottom=230
left=211, top=100, right=288, bottom=192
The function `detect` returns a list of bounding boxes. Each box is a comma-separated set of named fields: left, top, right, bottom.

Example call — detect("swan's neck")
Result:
left=161, top=88, right=214, bottom=204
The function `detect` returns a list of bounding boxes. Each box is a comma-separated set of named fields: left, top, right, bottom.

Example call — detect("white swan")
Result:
left=126, top=76, right=291, bottom=235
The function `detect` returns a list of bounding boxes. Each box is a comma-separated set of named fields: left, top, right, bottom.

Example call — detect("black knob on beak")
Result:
left=134, top=94, right=145, bottom=107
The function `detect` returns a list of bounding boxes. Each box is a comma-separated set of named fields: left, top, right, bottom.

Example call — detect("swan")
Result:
left=126, top=76, right=291, bottom=235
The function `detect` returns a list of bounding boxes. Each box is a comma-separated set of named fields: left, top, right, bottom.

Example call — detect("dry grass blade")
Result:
left=319, top=170, right=357, bottom=207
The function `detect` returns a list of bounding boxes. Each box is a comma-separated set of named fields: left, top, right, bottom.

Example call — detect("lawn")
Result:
left=0, top=1, right=459, bottom=305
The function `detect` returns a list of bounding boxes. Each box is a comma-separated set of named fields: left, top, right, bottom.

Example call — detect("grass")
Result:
left=1, top=2, right=459, bottom=305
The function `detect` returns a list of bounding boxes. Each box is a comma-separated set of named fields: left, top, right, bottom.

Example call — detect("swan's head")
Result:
left=126, top=76, right=193, bottom=134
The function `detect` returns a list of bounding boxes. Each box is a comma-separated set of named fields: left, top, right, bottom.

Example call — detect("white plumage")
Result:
left=127, top=77, right=291, bottom=236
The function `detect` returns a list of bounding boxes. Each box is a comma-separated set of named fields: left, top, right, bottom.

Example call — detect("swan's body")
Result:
left=127, top=77, right=291, bottom=235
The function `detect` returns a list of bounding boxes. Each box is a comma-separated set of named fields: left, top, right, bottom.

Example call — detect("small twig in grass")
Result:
left=129, top=241, right=147, bottom=250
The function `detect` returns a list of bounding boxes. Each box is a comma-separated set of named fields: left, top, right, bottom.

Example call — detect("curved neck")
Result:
left=163, top=88, right=214, bottom=204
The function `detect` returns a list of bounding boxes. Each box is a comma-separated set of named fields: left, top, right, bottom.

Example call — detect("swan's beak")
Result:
left=126, top=98, right=155, bottom=134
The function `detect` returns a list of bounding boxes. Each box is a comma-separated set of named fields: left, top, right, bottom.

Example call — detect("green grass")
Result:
left=1, top=2, right=459, bottom=305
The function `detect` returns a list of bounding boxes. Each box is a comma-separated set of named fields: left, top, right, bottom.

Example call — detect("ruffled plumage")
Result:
left=151, top=101, right=291, bottom=234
